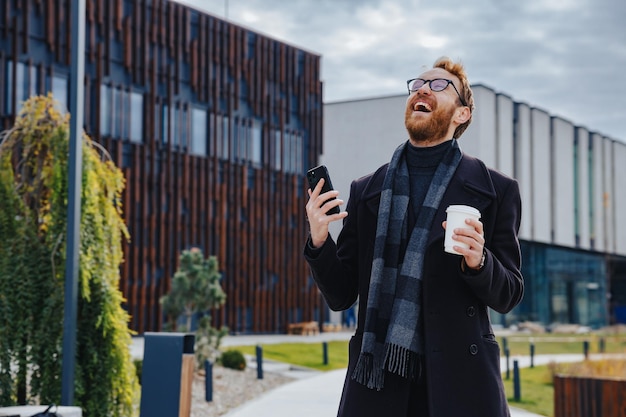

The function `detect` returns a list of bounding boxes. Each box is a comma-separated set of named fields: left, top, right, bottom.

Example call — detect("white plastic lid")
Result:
left=446, top=205, right=481, bottom=218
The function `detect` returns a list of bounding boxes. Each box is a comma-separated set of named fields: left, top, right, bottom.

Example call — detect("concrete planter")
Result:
left=0, top=405, right=82, bottom=417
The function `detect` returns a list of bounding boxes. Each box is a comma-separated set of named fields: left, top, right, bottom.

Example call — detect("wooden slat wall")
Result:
left=554, top=375, right=626, bottom=417
left=1, top=0, right=324, bottom=334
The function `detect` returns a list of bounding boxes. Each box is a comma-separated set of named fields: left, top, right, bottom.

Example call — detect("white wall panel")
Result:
left=321, top=93, right=626, bottom=255
left=575, top=128, right=591, bottom=250
left=496, top=94, right=515, bottom=177
left=322, top=95, right=408, bottom=238
left=551, top=117, right=576, bottom=247
left=590, top=133, right=605, bottom=251
left=531, top=108, right=552, bottom=243
left=614, top=141, right=626, bottom=255
left=461, top=85, right=497, bottom=168
left=604, top=138, right=616, bottom=253
left=515, top=103, right=533, bottom=241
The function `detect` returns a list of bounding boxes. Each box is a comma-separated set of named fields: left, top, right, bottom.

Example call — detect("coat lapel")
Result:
left=428, top=154, right=495, bottom=248
left=359, top=155, right=495, bottom=250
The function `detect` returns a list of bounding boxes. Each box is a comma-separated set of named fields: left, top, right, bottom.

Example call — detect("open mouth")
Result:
left=413, top=101, right=432, bottom=112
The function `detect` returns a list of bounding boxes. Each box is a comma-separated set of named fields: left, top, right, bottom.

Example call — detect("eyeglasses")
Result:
left=406, top=78, right=467, bottom=106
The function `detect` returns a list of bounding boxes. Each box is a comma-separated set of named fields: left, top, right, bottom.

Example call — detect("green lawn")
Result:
left=503, top=364, right=554, bottom=417
left=228, top=341, right=349, bottom=371
left=227, top=333, right=626, bottom=417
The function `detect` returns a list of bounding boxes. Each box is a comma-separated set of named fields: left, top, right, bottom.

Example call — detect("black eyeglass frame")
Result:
left=406, top=78, right=467, bottom=107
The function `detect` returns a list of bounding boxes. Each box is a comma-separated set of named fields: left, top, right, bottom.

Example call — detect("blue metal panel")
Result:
left=139, top=332, right=195, bottom=417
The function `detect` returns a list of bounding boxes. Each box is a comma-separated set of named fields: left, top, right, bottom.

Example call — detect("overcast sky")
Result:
left=176, top=0, right=625, bottom=142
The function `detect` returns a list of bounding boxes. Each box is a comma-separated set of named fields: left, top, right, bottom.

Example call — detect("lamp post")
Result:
left=61, top=0, right=85, bottom=406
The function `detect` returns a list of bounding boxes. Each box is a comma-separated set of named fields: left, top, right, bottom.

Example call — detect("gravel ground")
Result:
left=190, top=366, right=295, bottom=417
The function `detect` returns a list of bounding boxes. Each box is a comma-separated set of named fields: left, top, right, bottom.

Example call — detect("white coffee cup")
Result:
left=444, top=205, right=481, bottom=255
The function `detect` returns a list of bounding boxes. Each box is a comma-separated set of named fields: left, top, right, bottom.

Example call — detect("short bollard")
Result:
left=256, top=345, right=264, bottom=380
left=599, top=337, right=606, bottom=353
left=323, top=342, right=329, bottom=365
left=530, top=343, right=535, bottom=368
left=583, top=340, right=589, bottom=360
left=513, top=360, right=521, bottom=402
left=205, top=360, right=213, bottom=402
left=505, top=348, right=510, bottom=380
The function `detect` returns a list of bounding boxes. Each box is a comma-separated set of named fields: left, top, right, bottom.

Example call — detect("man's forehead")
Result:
left=418, top=67, right=454, bottom=80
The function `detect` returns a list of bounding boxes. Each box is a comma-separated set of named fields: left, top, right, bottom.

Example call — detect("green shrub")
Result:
left=220, top=350, right=246, bottom=371
left=134, top=359, right=143, bottom=385
left=0, top=95, right=139, bottom=416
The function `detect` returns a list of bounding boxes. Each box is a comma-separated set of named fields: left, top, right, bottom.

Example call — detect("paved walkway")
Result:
left=217, top=333, right=611, bottom=417
left=131, top=332, right=614, bottom=417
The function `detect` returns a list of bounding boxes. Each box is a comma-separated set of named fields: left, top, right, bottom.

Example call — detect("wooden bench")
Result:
left=322, top=322, right=343, bottom=332
left=287, top=321, right=319, bottom=335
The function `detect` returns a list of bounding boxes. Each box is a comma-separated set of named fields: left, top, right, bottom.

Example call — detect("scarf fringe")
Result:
left=384, top=343, right=421, bottom=381
left=352, top=353, right=385, bottom=391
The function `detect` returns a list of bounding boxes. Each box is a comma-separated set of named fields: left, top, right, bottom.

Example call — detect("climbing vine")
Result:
left=0, top=94, right=139, bottom=416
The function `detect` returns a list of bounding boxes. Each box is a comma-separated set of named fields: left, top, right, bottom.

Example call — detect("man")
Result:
left=304, top=57, right=523, bottom=417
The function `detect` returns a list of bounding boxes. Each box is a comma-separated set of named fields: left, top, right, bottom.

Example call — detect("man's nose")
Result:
left=417, top=82, right=431, bottom=94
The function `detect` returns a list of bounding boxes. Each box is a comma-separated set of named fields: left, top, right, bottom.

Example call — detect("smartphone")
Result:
left=306, top=165, right=340, bottom=215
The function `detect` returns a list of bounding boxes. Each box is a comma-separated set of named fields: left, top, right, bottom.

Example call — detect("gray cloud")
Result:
left=177, top=0, right=626, bottom=140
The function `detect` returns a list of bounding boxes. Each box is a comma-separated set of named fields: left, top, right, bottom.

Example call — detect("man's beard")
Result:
left=405, top=104, right=456, bottom=144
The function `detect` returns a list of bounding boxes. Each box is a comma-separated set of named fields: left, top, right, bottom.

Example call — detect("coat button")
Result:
left=466, top=306, right=476, bottom=317
left=469, top=344, right=478, bottom=355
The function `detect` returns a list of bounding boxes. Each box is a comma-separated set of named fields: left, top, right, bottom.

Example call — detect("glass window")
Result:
left=190, top=107, right=207, bottom=156
left=111, top=87, right=121, bottom=137
left=283, top=131, right=292, bottom=173
left=296, top=132, right=303, bottom=174
left=171, top=106, right=179, bottom=148
left=222, top=116, right=230, bottom=160
left=129, top=91, right=143, bottom=143
left=51, top=74, right=68, bottom=112
left=215, top=115, right=221, bottom=157
left=6, top=60, right=13, bottom=114
left=100, top=84, right=111, bottom=135
left=29, top=66, right=37, bottom=97
left=16, top=62, right=26, bottom=110
left=251, top=120, right=262, bottom=167
left=274, top=129, right=281, bottom=170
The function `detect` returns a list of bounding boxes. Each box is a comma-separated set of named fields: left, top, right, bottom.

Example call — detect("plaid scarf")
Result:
left=352, top=139, right=462, bottom=390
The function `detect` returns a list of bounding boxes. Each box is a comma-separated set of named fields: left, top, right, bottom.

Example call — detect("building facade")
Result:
left=323, top=87, right=626, bottom=329
left=0, top=0, right=324, bottom=333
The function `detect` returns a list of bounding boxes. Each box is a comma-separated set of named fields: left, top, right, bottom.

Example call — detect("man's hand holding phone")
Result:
left=306, top=166, right=348, bottom=248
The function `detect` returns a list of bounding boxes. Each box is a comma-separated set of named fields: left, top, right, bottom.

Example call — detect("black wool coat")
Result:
left=304, top=153, right=524, bottom=417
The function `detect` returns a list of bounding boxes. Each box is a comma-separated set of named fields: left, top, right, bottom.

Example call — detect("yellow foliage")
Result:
left=550, top=359, right=626, bottom=379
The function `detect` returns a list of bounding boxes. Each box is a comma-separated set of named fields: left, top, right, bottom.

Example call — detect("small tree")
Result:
left=160, top=248, right=228, bottom=367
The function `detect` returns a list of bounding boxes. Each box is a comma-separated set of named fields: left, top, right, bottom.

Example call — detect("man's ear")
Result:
left=454, top=106, right=471, bottom=124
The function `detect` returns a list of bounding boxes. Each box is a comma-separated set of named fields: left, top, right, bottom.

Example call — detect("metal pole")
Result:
left=256, top=345, right=263, bottom=380
left=61, top=0, right=85, bottom=406
left=323, top=342, right=328, bottom=365
left=513, top=360, right=521, bottom=402
left=205, top=361, right=213, bottom=402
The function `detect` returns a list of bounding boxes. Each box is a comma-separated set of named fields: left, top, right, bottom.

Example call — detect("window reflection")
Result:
left=191, top=107, right=207, bottom=156
left=51, top=74, right=68, bottom=112
left=129, top=92, right=143, bottom=143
